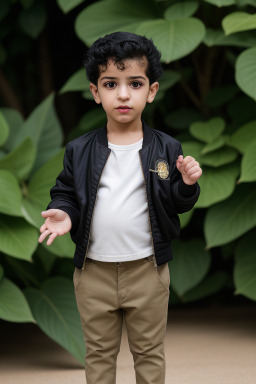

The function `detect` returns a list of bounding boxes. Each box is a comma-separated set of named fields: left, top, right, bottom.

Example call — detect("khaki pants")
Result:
left=73, top=255, right=170, bottom=384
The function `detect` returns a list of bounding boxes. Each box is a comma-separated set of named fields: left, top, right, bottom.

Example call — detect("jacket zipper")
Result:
left=139, top=150, right=157, bottom=268
left=82, top=150, right=111, bottom=270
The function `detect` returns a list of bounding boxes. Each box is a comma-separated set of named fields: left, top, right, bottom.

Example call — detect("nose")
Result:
left=117, top=85, right=130, bottom=100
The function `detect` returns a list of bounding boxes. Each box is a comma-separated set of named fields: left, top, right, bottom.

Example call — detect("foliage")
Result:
left=0, top=0, right=256, bottom=363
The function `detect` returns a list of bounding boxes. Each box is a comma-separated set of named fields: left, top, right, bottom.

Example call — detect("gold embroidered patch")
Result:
left=149, top=159, right=169, bottom=179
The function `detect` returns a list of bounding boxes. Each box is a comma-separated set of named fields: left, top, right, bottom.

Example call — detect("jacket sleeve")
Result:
left=170, top=142, right=200, bottom=214
left=46, top=143, right=80, bottom=235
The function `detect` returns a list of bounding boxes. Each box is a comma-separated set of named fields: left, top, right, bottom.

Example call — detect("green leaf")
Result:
left=18, top=2, right=47, bottom=39
left=57, top=0, right=85, bottom=13
left=200, top=146, right=238, bottom=167
left=205, top=184, right=256, bottom=248
left=234, top=230, right=256, bottom=300
left=0, top=111, right=9, bottom=146
left=0, top=277, right=35, bottom=322
left=227, top=96, right=256, bottom=127
left=165, top=108, right=203, bottom=129
left=59, top=68, right=89, bottom=94
left=0, top=170, right=22, bottom=216
left=182, top=271, right=228, bottom=302
left=196, top=162, right=240, bottom=208
left=0, top=215, right=38, bottom=260
left=13, top=93, right=63, bottom=174
left=24, top=277, right=86, bottom=364
left=75, top=0, right=158, bottom=46
left=164, top=1, right=199, bottom=19
left=136, top=18, right=205, bottom=63
left=189, top=117, right=225, bottom=143
left=201, top=135, right=229, bottom=154
left=0, top=108, right=23, bottom=152
left=181, top=141, right=204, bottom=162
left=229, top=120, right=256, bottom=153
left=158, top=69, right=181, bottom=91
left=239, top=139, right=256, bottom=182
left=204, top=85, right=239, bottom=107
left=235, top=47, right=256, bottom=101
left=171, top=238, right=211, bottom=296
left=0, top=137, right=36, bottom=181
left=179, top=208, right=194, bottom=228
left=203, top=0, right=235, bottom=6
left=204, top=28, right=256, bottom=48
left=222, top=12, right=256, bottom=36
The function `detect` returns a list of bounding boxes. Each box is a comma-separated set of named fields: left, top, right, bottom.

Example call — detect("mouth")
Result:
left=116, top=106, right=132, bottom=113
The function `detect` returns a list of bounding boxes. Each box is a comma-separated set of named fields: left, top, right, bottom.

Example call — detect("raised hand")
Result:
left=38, top=209, right=72, bottom=246
left=176, top=155, right=202, bottom=185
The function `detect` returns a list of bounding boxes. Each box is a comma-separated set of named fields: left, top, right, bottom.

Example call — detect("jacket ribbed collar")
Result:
left=97, top=118, right=153, bottom=149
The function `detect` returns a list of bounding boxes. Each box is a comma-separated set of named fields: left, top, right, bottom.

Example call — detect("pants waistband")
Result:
left=85, top=255, right=154, bottom=266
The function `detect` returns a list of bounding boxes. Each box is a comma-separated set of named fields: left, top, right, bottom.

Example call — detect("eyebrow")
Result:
left=100, top=76, right=147, bottom=81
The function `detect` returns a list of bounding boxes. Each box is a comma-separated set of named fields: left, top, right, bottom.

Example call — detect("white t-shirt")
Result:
left=87, top=138, right=153, bottom=262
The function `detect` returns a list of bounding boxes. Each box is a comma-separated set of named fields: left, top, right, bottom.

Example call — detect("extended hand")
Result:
left=176, top=155, right=202, bottom=185
left=38, top=209, right=72, bottom=245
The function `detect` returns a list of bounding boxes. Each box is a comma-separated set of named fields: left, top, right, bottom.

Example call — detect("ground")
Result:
left=1, top=303, right=256, bottom=384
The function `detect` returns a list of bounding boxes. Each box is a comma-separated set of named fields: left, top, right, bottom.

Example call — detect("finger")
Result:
left=184, top=161, right=199, bottom=172
left=185, top=165, right=200, bottom=176
left=40, top=223, right=47, bottom=233
left=41, top=210, right=57, bottom=218
left=182, top=156, right=195, bottom=168
left=38, top=229, right=51, bottom=243
left=189, top=170, right=202, bottom=180
left=46, top=232, right=58, bottom=246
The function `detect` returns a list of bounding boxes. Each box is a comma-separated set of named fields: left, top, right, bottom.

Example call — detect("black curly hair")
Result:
left=83, top=31, right=163, bottom=86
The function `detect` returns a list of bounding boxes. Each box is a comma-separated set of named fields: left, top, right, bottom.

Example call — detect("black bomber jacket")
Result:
left=46, top=118, right=200, bottom=269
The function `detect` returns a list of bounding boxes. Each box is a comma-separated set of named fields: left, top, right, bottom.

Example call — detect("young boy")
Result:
left=38, top=31, right=202, bottom=384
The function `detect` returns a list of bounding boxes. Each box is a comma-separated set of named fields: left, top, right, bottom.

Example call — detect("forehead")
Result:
left=98, top=57, right=148, bottom=78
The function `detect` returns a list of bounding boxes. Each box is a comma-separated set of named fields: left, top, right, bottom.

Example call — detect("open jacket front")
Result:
left=46, top=119, right=200, bottom=269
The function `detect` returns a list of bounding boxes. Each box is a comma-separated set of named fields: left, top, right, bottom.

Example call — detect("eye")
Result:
left=131, top=81, right=142, bottom=88
left=104, top=82, right=116, bottom=88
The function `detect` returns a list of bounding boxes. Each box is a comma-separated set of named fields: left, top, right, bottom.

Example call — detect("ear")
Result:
left=89, top=82, right=101, bottom=104
left=147, top=82, right=159, bottom=103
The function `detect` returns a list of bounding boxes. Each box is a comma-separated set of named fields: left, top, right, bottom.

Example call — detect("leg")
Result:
left=73, top=260, right=123, bottom=384
left=122, top=257, right=170, bottom=384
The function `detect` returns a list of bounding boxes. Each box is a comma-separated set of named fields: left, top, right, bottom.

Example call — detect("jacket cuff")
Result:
left=178, top=179, right=198, bottom=197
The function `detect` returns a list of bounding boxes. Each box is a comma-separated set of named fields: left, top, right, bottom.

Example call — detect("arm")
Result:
left=171, top=142, right=201, bottom=214
left=46, top=142, right=80, bottom=236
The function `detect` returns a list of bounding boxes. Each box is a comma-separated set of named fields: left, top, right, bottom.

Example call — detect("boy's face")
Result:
left=89, top=56, right=159, bottom=127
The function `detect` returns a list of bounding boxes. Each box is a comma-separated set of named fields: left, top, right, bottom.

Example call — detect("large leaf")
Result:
left=200, top=146, right=238, bottom=167
left=0, top=170, right=23, bottom=216
left=235, top=47, right=256, bottom=101
left=165, top=108, right=202, bottom=129
left=171, top=238, right=211, bottom=296
left=13, top=93, right=63, bottom=174
left=201, top=135, right=229, bottom=154
left=18, top=2, right=47, bottom=39
left=196, top=162, right=240, bottom=208
left=0, top=108, right=23, bottom=152
left=0, top=215, right=38, bottom=260
left=75, top=0, right=158, bottom=46
left=204, top=85, right=239, bottom=108
left=24, top=277, right=86, bottom=364
left=0, top=277, right=35, bottom=322
left=234, top=230, right=256, bottom=301
left=0, top=110, right=9, bottom=146
left=179, top=208, right=194, bottom=229
left=222, top=12, right=256, bottom=36
left=204, top=28, right=256, bottom=48
left=164, top=1, right=199, bottom=19
left=189, top=117, right=225, bottom=143
left=57, top=0, right=85, bottom=13
left=205, top=184, right=256, bottom=248
left=0, top=137, right=36, bottom=181
left=203, top=0, right=235, bottom=6
left=181, top=141, right=204, bottom=161
left=136, top=18, right=205, bottom=63
left=59, top=68, right=89, bottom=94
left=239, top=139, right=256, bottom=182
left=229, top=120, right=256, bottom=153
left=182, top=271, right=228, bottom=302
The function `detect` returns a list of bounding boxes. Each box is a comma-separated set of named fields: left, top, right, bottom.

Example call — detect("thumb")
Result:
left=176, top=155, right=183, bottom=171
left=41, top=209, right=57, bottom=217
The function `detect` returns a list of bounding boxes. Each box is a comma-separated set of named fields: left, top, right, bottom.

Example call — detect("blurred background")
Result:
left=0, top=0, right=256, bottom=381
